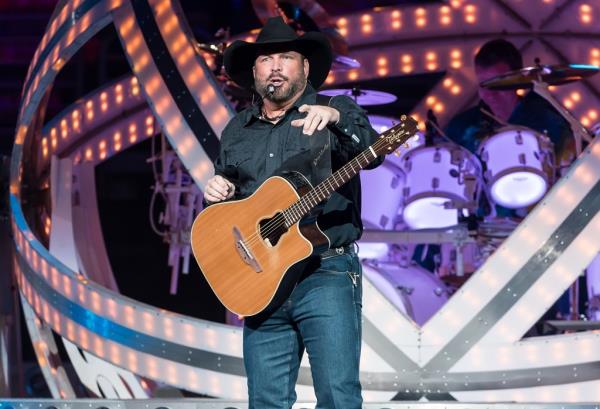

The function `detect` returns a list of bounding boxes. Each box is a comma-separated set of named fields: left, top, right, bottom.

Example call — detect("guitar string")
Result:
left=243, top=127, right=416, bottom=247
left=241, top=131, right=409, bottom=249
left=243, top=152, right=369, bottom=248
left=240, top=129, right=412, bottom=249
left=242, top=143, right=382, bottom=248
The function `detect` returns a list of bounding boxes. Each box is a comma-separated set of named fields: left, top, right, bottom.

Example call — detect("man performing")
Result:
left=203, top=17, right=382, bottom=408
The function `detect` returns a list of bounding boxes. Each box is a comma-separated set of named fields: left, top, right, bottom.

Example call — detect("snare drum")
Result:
left=363, top=261, right=449, bottom=325
left=478, top=126, right=553, bottom=209
left=359, top=161, right=405, bottom=258
left=401, top=144, right=480, bottom=229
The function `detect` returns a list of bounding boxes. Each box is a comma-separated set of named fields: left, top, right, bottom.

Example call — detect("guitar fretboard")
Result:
left=281, top=147, right=378, bottom=227
left=278, top=117, right=415, bottom=228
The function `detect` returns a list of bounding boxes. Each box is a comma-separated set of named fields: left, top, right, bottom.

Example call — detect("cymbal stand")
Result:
left=532, top=80, right=593, bottom=320
left=531, top=80, right=593, bottom=156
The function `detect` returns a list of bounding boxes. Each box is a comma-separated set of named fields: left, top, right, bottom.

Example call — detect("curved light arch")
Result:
left=10, top=0, right=600, bottom=403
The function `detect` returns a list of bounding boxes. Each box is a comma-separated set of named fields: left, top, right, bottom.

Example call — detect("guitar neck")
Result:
left=281, top=116, right=416, bottom=227
left=284, top=146, right=379, bottom=225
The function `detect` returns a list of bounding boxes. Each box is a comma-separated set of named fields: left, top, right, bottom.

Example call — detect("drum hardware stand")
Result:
left=445, top=199, right=479, bottom=278
left=361, top=227, right=476, bottom=245
left=350, top=85, right=363, bottom=104
left=362, top=227, right=476, bottom=277
left=569, top=277, right=580, bottom=321
left=587, top=293, right=600, bottom=321
left=148, top=133, right=204, bottom=295
left=530, top=77, right=594, bottom=321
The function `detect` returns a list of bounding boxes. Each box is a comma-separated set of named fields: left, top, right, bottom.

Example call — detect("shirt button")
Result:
left=269, top=153, right=274, bottom=158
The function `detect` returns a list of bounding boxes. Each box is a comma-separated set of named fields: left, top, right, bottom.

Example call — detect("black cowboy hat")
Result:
left=223, top=16, right=333, bottom=90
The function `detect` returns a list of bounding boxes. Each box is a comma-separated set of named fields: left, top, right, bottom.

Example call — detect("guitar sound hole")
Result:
left=258, top=212, right=288, bottom=247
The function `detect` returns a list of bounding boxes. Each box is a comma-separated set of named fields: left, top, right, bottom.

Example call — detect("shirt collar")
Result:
left=242, top=83, right=317, bottom=127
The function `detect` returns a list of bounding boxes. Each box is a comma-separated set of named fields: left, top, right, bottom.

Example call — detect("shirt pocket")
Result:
left=224, top=144, right=253, bottom=167
left=221, top=148, right=253, bottom=184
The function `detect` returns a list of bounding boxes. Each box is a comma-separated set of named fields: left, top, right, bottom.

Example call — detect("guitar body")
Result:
left=191, top=172, right=329, bottom=317
left=191, top=116, right=417, bottom=317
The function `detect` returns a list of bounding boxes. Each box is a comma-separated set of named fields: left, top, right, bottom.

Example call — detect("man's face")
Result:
left=253, top=51, right=309, bottom=103
left=475, top=62, right=518, bottom=114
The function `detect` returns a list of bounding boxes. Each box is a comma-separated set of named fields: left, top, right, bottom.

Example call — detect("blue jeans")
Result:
left=243, top=252, right=363, bottom=409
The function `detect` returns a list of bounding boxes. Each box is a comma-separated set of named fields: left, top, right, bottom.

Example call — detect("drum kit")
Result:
left=331, top=63, right=600, bottom=324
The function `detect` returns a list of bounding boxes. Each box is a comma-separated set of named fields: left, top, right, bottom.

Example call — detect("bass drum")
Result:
left=362, top=260, right=449, bottom=325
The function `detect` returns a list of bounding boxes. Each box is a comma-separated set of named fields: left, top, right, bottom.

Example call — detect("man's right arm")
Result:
left=204, top=121, right=237, bottom=205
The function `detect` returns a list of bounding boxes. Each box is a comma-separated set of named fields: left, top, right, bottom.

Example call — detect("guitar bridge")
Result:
left=233, top=226, right=262, bottom=273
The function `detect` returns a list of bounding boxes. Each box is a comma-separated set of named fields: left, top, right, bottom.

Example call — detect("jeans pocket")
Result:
left=348, top=254, right=362, bottom=308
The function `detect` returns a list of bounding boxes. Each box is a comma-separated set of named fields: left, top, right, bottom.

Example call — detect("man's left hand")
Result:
left=291, top=104, right=340, bottom=136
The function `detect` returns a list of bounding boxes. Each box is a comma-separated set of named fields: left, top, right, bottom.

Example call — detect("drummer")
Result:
left=445, top=39, right=573, bottom=215
left=441, top=39, right=572, bottom=322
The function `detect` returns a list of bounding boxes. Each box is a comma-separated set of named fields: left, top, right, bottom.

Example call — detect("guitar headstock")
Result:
left=374, top=115, right=419, bottom=157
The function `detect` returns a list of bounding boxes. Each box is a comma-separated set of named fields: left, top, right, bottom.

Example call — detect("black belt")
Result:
left=320, top=244, right=355, bottom=259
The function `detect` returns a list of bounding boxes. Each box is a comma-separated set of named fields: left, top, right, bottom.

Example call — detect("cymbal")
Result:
left=368, top=115, right=398, bottom=133
left=318, top=88, right=397, bottom=105
left=332, top=55, right=361, bottom=71
left=480, top=64, right=599, bottom=90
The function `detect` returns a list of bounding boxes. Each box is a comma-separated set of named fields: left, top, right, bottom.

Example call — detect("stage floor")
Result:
left=1, top=400, right=600, bottom=409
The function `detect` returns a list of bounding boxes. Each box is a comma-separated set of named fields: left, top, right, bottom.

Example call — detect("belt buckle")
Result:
left=335, top=247, right=344, bottom=255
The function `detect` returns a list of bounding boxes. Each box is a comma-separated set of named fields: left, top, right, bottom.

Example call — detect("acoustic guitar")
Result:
left=191, top=115, right=418, bottom=317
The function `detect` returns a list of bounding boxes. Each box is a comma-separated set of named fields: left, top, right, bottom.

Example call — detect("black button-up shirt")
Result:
left=214, top=84, right=383, bottom=248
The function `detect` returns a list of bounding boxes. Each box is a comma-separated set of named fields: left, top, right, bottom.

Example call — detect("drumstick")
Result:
left=479, top=107, right=510, bottom=127
left=425, top=115, right=453, bottom=144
